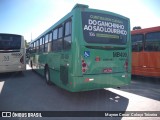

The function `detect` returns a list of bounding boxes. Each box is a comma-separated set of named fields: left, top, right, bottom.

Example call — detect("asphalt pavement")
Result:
left=0, top=65, right=160, bottom=120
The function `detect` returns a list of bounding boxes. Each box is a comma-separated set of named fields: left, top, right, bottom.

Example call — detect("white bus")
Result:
left=0, top=33, right=26, bottom=73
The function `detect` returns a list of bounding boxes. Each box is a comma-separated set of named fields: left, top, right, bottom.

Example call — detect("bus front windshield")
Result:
left=0, top=34, right=21, bottom=50
left=82, top=12, right=128, bottom=45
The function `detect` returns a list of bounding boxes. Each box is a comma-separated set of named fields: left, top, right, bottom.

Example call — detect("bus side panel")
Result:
left=39, top=52, right=72, bottom=87
left=132, top=52, right=144, bottom=75
left=132, top=52, right=160, bottom=77
left=49, top=68, right=61, bottom=85
left=140, top=52, right=160, bottom=77
left=30, top=53, right=62, bottom=85
left=43, top=52, right=61, bottom=82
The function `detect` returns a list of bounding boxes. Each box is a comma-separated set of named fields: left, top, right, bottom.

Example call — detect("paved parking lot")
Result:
left=0, top=65, right=160, bottom=120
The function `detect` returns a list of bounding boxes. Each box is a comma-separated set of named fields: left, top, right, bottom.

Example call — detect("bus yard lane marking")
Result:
left=0, top=81, right=5, bottom=94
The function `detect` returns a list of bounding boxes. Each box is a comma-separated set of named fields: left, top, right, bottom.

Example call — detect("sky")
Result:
left=0, top=0, right=160, bottom=42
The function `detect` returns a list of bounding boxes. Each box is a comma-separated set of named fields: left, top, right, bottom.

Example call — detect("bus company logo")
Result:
left=2, top=112, right=11, bottom=117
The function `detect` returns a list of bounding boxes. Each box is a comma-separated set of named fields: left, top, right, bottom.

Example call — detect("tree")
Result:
left=25, top=40, right=29, bottom=48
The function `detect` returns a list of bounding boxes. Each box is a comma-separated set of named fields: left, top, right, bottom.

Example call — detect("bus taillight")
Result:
left=124, top=59, right=128, bottom=72
left=82, top=59, right=87, bottom=73
left=82, top=62, right=87, bottom=67
left=20, top=56, right=24, bottom=64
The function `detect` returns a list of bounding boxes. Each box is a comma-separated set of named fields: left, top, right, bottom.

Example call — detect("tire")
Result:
left=18, top=71, right=23, bottom=74
left=45, top=66, right=51, bottom=85
left=30, top=60, right=33, bottom=69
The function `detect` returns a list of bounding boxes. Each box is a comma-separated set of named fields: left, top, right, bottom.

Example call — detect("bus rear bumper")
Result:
left=67, top=73, right=131, bottom=92
left=0, top=64, right=26, bottom=73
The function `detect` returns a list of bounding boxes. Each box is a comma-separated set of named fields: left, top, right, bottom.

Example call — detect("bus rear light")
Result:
left=20, top=56, right=24, bottom=64
left=82, top=59, right=88, bottom=73
left=82, top=62, right=87, bottom=67
left=124, top=59, right=128, bottom=72
left=82, top=68, right=86, bottom=73
left=95, top=56, right=100, bottom=62
left=70, top=82, right=72, bottom=85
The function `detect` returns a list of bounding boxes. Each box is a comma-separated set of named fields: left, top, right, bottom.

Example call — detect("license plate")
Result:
left=103, top=68, right=112, bottom=73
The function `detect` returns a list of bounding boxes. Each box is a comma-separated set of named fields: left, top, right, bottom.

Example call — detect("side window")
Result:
left=145, top=32, right=160, bottom=51
left=30, top=43, right=34, bottom=53
left=48, top=32, right=52, bottom=52
left=39, top=38, right=43, bottom=52
left=52, top=27, right=63, bottom=51
left=45, top=34, right=49, bottom=52
left=49, top=32, right=52, bottom=42
left=64, top=21, right=72, bottom=50
left=33, top=42, right=35, bottom=53
left=36, top=40, right=39, bottom=53
left=52, top=29, right=57, bottom=51
left=45, top=34, right=48, bottom=43
left=58, top=27, right=63, bottom=38
left=40, top=38, right=42, bottom=45
left=131, top=34, right=143, bottom=52
left=65, top=21, right=72, bottom=36
left=43, top=37, right=45, bottom=44
left=53, top=29, right=58, bottom=40
left=42, top=37, right=45, bottom=52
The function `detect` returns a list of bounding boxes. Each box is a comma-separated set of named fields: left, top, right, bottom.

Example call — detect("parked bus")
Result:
left=0, top=33, right=26, bottom=73
left=29, top=4, right=131, bottom=92
left=131, top=26, right=160, bottom=77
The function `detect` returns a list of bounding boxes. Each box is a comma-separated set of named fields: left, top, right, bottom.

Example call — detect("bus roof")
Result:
left=72, top=4, right=88, bottom=10
left=131, top=26, right=160, bottom=34
left=0, top=33, right=22, bottom=36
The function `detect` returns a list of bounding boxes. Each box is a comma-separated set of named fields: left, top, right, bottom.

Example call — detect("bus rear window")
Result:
left=82, top=12, right=128, bottom=45
left=0, top=34, right=21, bottom=50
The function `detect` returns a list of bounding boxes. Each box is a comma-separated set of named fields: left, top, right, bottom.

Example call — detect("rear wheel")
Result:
left=45, top=66, right=51, bottom=85
left=30, top=60, right=33, bottom=69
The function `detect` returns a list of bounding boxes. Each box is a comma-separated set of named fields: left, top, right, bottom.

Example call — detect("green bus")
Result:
left=29, top=4, right=131, bottom=92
